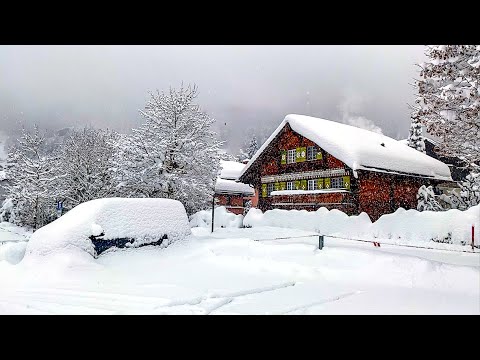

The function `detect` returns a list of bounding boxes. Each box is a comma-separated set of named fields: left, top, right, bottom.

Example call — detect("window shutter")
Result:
left=262, top=184, right=267, bottom=198
left=296, top=147, right=306, bottom=162
left=316, top=150, right=323, bottom=160
left=317, top=178, right=324, bottom=189
left=300, top=180, right=307, bottom=190
left=279, top=182, right=286, bottom=191
left=343, top=176, right=351, bottom=190
left=324, top=178, right=331, bottom=189
left=274, top=182, right=280, bottom=191
left=280, top=150, right=287, bottom=165
left=294, top=180, right=301, bottom=190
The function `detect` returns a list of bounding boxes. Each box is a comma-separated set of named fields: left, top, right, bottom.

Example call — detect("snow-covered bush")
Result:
left=244, top=205, right=480, bottom=247
left=244, top=207, right=372, bottom=235
left=25, top=198, right=192, bottom=258
left=190, top=206, right=244, bottom=229
left=0, top=242, right=27, bottom=264
left=450, top=172, right=480, bottom=210
left=417, top=185, right=444, bottom=211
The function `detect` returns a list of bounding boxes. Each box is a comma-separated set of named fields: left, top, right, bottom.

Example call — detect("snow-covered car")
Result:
left=25, top=198, right=192, bottom=258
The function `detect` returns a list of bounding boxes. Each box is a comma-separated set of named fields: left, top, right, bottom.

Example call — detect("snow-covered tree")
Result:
left=56, top=127, right=119, bottom=209
left=237, top=131, right=260, bottom=162
left=411, top=45, right=480, bottom=165
left=246, top=136, right=259, bottom=159
left=3, top=126, right=60, bottom=229
left=449, top=172, right=480, bottom=210
left=407, top=117, right=425, bottom=153
left=417, top=185, right=444, bottom=212
left=116, top=84, right=223, bottom=215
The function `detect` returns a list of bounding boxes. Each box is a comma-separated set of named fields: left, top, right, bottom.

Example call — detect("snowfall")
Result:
left=0, top=201, right=479, bottom=315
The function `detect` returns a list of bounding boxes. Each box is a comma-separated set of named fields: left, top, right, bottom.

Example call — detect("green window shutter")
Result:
left=296, top=147, right=306, bottom=162
left=274, top=182, right=280, bottom=191
left=280, top=150, right=287, bottom=165
left=262, top=184, right=267, bottom=198
left=316, top=150, right=323, bottom=160
left=317, top=178, right=324, bottom=189
left=279, top=182, right=286, bottom=191
left=324, top=178, right=331, bottom=189
left=343, top=176, right=351, bottom=190
left=300, top=180, right=307, bottom=190
left=294, top=180, right=301, bottom=190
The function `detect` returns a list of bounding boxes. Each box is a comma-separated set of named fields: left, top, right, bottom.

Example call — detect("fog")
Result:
left=0, top=45, right=425, bottom=152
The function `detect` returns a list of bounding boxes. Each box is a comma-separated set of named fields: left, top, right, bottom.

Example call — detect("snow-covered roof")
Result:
left=219, top=160, right=246, bottom=180
left=215, top=178, right=254, bottom=196
left=240, top=114, right=452, bottom=181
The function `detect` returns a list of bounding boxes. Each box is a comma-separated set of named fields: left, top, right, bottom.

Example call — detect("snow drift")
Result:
left=190, top=206, right=244, bottom=229
left=244, top=205, right=480, bottom=247
left=25, top=198, right=192, bottom=258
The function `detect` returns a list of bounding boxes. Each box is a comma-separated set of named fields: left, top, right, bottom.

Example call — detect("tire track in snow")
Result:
left=280, top=290, right=364, bottom=315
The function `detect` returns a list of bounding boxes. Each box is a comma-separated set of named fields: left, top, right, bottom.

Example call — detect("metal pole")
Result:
left=211, top=194, right=215, bottom=233
left=472, top=225, right=475, bottom=251
left=318, top=235, right=324, bottom=250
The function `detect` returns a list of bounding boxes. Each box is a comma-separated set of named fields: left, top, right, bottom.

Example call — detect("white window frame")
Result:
left=307, top=146, right=317, bottom=161
left=308, top=179, right=317, bottom=190
left=267, top=183, right=274, bottom=196
left=331, top=177, right=344, bottom=189
left=287, top=149, right=296, bottom=164
left=286, top=181, right=294, bottom=190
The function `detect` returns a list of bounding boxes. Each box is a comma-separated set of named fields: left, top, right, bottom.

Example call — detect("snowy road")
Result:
left=0, top=227, right=479, bottom=314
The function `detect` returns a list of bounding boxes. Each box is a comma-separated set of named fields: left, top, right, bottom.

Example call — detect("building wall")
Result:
left=257, top=124, right=355, bottom=214
left=357, top=171, right=425, bottom=221
left=215, top=194, right=251, bottom=215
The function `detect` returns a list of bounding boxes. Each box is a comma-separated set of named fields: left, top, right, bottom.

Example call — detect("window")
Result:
left=308, top=179, right=317, bottom=190
left=267, top=183, right=274, bottom=196
left=307, top=146, right=318, bottom=161
left=286, top=181, right=294, bottom=190
left=331, top=177, right=344, bottom=189
left=287, top=149, right=296, bottom=164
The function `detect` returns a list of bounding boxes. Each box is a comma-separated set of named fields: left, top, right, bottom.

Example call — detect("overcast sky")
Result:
left=0, top=45, right=426, bottom=152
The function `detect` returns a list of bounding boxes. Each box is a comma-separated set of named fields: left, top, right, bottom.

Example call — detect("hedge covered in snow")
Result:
left=189, top=206, right=244, bottom=229
left=244, top=205, right=480, bottom=247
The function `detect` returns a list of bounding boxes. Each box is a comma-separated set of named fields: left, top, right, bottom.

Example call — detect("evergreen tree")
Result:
left=246, top=136, right=259, bottom=159
left=450, top=172, right=480, bottom=210
left=407, top=117, right=425, bottom=153
left=411, top=45, right=480, bottom=165
left=417, top=185, right=444, bottom=212
left=115, top=84, right=223, bottom=215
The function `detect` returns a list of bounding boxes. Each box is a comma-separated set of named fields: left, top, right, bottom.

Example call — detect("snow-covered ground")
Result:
left=0, top=226, right=478, bottom=314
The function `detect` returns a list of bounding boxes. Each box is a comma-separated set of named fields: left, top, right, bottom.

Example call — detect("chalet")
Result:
left=215, top=160, right=256, bottom=215
left=239, top=114, right=453, bottom=221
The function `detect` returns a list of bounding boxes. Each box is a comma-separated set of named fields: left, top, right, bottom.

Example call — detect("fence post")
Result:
left=472, top=225, right=475, bottom=251
left=319, top=235, right=324, bottom=250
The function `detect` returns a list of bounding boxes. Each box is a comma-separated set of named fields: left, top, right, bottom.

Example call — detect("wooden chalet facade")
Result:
left=239, top=115, right=453, bottom=221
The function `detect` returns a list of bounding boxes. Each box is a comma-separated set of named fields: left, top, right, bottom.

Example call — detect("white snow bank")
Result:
left=240, top=114, right=452, bottom=181
left=365, top=206, right=480, bottom=246
left=0, top=171, right=6, bottom=181
left=0, top=221, right=32, bottom=242
left=244, top=205, right=480, bottom=247
left=0, top=242, right=27, bottom=264
left=244, top=207, right=372, bottom=235
left=190, top=206, right=244, bottom=229
left=219, top=160, right=246, bottom=180
left=25, top=198, right=192, bottom=258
